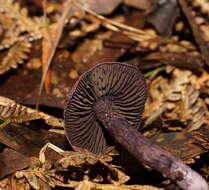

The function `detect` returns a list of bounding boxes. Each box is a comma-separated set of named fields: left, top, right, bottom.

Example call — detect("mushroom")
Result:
left=64, top=62, right=209, bottom=190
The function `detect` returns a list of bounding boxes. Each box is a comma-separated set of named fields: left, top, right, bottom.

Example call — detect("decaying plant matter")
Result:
left=64, top=62, right=209, bottom=190
left=0, top=41, right=31, bottom=75
left=0, top=96, right=63, bottom=127
left=0, top=0, right=209, bottom=189
left=144, top=68, right=208, bottom=131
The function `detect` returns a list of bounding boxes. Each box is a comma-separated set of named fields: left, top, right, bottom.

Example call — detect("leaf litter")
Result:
left=0, top=0, right=208, bottom=189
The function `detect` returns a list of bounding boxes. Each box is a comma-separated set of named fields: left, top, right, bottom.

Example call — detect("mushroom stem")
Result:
left=94, top=97, right=209, bottom=190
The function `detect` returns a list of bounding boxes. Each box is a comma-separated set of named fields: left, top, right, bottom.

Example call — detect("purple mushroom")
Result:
left=64, top=62, right=209, bottom=190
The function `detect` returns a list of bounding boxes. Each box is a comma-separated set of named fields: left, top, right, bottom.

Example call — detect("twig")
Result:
left=36, top=0, right=75, bottom=109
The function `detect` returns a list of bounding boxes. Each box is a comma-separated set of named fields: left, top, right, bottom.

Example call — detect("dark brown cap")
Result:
left=64, top=62, right=147, bottom=154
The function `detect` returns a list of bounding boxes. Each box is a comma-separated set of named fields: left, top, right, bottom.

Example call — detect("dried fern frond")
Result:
left=36, top=143, right=162, bottom=190
left=0, top=103, right=39, bottom=122
left=0, top=13, right=21, bottom=49
left=165, top=69, right=207, bottom=131
left=0, top=40, right=31, bottom=75
left=0, top=0, right=44, bottom=36
left=0, top=0, right=43, bottom=49
left=171, top=84, right=207, bottom=131
left=0, top=96, right=39, bottom=123
left=0, top=96, right=63, bottom=127
left=145, top=69, right=207, bottom=131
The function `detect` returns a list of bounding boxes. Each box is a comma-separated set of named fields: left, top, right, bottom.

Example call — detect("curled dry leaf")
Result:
left=41, top=23, right=59, bottom=95
left=36, top=0, right=79, bottom=109
left=58, top=151, right=102, bottom=168
left=57, top=147, right=116, bottom=168
left=39, top=142, right=128, bottom=185
left=59, top=151, right=129, bottom=185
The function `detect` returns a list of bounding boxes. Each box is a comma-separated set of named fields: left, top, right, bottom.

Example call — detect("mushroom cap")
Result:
left=64, top=62, right=147, bottom=154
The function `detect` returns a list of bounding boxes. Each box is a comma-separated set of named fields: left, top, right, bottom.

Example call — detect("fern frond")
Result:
left=0, top=0, right=44, bottom=36
left=0, top=40, right=31, bottom=75
left=0, top=103, right=39, bottom=122
left=0, top=96, right=64, bottom=127
left=166, top=69, right=207, bottom=131
left=0, top=0, right=43, bottom=49
left=0, top=13, right=21, bottom=49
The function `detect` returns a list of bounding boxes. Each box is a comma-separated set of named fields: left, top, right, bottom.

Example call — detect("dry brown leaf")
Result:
left=56, top=147, right=115, bottom=168
left=39, top=143, right=129, bottom=186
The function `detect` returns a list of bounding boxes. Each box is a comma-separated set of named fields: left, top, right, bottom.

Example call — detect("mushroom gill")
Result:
left=64, top=62, right=146, bottom=154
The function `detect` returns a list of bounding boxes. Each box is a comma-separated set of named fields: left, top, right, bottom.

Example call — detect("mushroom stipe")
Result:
left=64, top=62, right=209, bottom=190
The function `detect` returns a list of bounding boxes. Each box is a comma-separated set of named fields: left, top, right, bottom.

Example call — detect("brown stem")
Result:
left=94, top=97, right=209, bottom=190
